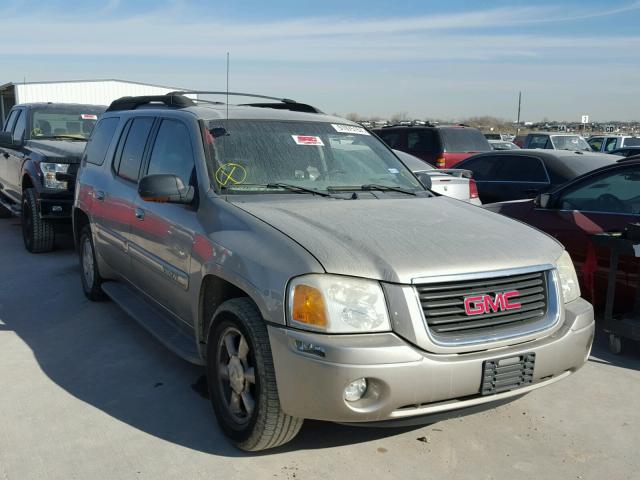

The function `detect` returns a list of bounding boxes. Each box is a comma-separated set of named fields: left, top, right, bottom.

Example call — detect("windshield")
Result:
left=550, top=135, right=591, bottom=151
left=203, top=120, right=423, bottom=193
left=30, top=107, right=104, bottom=140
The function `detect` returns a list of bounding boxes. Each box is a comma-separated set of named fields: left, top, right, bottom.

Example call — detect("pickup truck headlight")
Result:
left=557, top=251, right=581, bottom=303
left=288, top=274, right=391, bottom=333
left=40, top=163, right=70, bottom=190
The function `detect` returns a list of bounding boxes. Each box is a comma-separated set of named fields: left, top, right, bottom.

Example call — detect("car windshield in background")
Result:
left=30, top=109, right=101, bottom=140
left=550, top=135, right=591, bottom=151
left=203, top=120, right=423, bottom=194
left=440, top=128, right=491, bottom=153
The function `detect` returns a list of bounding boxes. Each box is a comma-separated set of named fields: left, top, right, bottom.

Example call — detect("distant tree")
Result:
left=345, top=112, right=361, bottom=122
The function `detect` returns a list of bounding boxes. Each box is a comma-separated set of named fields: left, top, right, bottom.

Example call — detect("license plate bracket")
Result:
left=481, top=353, right=535, bottom=396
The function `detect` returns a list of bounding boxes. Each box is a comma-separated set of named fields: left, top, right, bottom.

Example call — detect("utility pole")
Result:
left=516, top=91, right=522, bottom=135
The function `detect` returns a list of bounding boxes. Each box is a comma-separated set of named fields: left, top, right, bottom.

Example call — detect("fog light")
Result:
left=344, top=378, right=367, bottom=402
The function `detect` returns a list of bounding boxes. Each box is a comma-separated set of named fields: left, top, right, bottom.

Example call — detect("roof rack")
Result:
left=171, top=91, right=323, bottom=114
left=106, top=94, right=195, bottom=112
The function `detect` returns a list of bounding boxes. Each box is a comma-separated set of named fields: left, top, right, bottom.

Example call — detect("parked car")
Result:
left=0, top=102, right=106, bottom=252
left=484, top=158, right=640, bottom=317
left=607, top=146, right=640, bottom=158
left=455, top=150, right=619, bottom=203
left=393, top=149, right=481, bottom=205
left=73, top=93, right=593, bottom=451
left=587, top=135, right=640, bottom=153
left=373, top=124, right=492, bottom=168
left=489, top=140, right=520, bottom=150
left=523, top=133, right=592, bottom=152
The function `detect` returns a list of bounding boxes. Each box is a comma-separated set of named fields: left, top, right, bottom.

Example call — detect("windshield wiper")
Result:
left=36, top=135, right=87, bottom=141
left=328, top=184, right=417, bottom=196
left=266, top=183, right=333, bottom=197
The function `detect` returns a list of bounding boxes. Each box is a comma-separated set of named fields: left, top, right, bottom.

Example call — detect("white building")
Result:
left=0, top=79, right=197, bottom=123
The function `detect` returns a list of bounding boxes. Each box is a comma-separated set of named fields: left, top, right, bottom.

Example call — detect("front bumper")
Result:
left=268, top=297, right=594, bottom=423
left=38, top=192, right=73, bottom=220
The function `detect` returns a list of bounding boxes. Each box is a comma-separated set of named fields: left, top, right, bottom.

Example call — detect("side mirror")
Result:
left=415, top=172, right=432, bottom=190
left=535, top=193, right=552, bottom=209
left=138, top=174, right=194, bottom=204
left=0, top=131, right=14, bottom=148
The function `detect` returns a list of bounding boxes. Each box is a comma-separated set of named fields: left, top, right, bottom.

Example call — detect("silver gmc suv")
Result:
left=73, top=93, right=595, bottom=451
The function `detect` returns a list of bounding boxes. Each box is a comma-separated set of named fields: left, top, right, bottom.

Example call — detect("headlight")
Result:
left=40, top=163, right=70, bottom=190
left=288, top=274, right=391, bottom=333
left=557, top=251, right=580, bottom=303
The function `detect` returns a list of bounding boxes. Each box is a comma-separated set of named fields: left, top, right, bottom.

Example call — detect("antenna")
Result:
left=226, top=52, right=230, bottom=120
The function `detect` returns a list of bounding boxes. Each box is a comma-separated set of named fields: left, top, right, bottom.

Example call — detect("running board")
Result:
left=0, top=193, right=20, bottom=216
left=101, top=282, right=204, bottom=365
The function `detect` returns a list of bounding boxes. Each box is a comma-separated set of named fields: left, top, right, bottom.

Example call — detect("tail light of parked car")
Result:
left=436, top=156, right=446, bottom=168
left=469, top=179, right=479, bottom=199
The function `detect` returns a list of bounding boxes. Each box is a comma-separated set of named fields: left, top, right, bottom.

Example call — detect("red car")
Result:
left=484, top=158, right=640, bottom=314
left=373, top=125, right=492, bottom=168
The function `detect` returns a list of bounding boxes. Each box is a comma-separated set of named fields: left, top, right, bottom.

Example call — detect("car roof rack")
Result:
left=171, top=91, right=323, bottom=114
left=106, top=94, right=195, bottom=112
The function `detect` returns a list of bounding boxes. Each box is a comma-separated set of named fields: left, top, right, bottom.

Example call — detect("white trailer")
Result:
left=0, top=79, right=197, bottom=123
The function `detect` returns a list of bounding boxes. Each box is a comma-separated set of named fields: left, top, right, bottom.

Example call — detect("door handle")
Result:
left=95, top=190, right=105, bottom=201
left=135, top=208, right=145, bottom=220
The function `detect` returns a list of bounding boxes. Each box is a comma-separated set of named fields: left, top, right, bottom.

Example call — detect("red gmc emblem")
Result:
left=464, top=291, right=521, bottom=316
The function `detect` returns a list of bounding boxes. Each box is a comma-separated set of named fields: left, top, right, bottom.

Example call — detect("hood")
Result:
left=26, top=139, right=87, bottom=162
left=230, top=196, right=563, bottom=284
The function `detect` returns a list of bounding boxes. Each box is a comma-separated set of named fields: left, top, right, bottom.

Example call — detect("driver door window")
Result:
left=559, top=167, right=640, bottom=214
left=146, top=119, right=195, bottom=185
left=604, top=137, right=618, bottom=152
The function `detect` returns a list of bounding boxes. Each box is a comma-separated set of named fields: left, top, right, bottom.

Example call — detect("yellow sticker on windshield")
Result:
left=215, top=163, right=247, bottom=186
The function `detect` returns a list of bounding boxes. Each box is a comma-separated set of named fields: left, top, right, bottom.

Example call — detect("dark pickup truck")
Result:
left=0, top=103, right=105, bottom=252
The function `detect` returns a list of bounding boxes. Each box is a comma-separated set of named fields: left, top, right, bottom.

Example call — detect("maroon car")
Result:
left=484, top=158, right=640, bottom=314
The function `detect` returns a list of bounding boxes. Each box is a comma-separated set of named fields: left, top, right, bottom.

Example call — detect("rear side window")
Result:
left=493, top=156, right=548, bottom=182
left=407, top=130, right=436, bottom=152
left=440, top=128, right=490, bottom=153
left=458, top=156, right=499, bottom=181
left=527, top=135, right=550, bottom=149
left=12, top=110, right=26, bottom=142
left=147, top=119, right=195, bottom=186
left=377, top=131, right=402, bottom=148
left=84, top=117, right=119, bottom=166
left=604, top=137, right=618, bottom=152
left=116, top=117, right=154, bottom=182
left=625, top=137, right=640, bottom=147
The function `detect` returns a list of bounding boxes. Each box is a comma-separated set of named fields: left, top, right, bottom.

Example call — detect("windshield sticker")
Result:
left=292, top=135, right=324, bottom=146
left=215, top=163, right=247, bottom=186
left=331, top=124, right=370, bottom=135
left=80, top=114, right=98, bottom=120
left=388, top=168, right=400, bottom=174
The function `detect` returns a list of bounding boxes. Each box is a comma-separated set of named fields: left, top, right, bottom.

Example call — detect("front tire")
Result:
left=79, top=225, right=106, bottom=301
left=22, top=188, right=54, bottom=253
left=207, top=298, right=303, bottom=451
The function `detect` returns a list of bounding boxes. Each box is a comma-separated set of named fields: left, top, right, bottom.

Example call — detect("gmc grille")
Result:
left=416, top=271, right=550, bottom=343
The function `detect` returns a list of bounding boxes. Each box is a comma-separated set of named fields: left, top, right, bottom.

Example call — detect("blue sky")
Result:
left=1, top=0, right=639, bottom=121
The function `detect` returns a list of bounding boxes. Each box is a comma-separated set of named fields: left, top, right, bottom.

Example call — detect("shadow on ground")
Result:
left=0, top=218, right=421, bottom=457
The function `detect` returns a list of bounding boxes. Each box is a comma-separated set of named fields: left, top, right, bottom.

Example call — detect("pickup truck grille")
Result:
left=416, top=270, right=550, bottom=343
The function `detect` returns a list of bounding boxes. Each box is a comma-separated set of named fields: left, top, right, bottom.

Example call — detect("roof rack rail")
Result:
left=106, top=94, right=195, bottom=112
left=170, top=91, right=323, bottom=114
left=240, top=102, right=322, bottom=114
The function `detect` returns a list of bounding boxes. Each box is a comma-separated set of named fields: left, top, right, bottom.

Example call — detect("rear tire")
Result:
left=22, top=188, right=54, bottom=253
left=79, top=225, right=106, bottom=301
left=207, top=298, right=303, bottom=451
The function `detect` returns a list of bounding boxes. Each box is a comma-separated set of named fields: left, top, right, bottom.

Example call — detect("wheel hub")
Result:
left=228, top=356, right=245, bottom=393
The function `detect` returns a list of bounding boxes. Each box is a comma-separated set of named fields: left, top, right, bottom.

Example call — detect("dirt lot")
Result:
left=0, top=217, right=639, bottom=480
